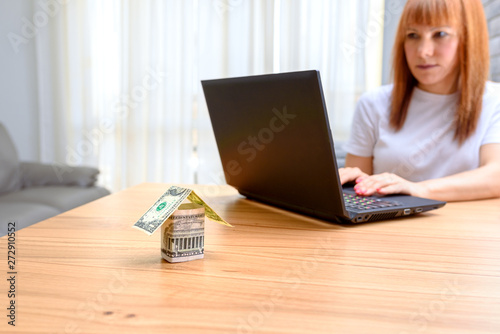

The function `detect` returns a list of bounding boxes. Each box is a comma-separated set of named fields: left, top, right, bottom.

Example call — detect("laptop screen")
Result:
left=202, top=70, right=349, bottom=221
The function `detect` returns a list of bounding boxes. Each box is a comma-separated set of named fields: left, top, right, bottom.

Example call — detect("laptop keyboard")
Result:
left=343, top=193, right=403, bottom=211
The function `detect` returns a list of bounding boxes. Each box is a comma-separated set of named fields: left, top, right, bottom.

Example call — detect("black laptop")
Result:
left=201, top=70, right=446, bottom=223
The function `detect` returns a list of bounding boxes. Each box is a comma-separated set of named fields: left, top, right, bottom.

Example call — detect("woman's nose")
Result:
left=417, top=38, right=434, bottom=58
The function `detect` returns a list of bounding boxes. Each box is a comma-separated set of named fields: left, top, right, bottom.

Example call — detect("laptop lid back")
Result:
left=202, top=70, right=350, bottom=221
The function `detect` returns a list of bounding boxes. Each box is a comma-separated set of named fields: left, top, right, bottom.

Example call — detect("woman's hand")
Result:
left=341, top=154, right=427, bottom=198
left=353, top=172, right=427, bottom=197
left=338, top=167, right=369, bottom=185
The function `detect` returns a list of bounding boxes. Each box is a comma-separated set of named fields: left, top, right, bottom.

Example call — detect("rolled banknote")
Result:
left=161, top=203, right=205, bottom=263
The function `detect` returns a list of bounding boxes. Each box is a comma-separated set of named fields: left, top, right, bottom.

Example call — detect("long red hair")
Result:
left=391, top=0, right=489, bottom=144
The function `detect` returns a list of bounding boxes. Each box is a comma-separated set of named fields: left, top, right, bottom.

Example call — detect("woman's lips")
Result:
left=417, top=64, right=438, bottom=69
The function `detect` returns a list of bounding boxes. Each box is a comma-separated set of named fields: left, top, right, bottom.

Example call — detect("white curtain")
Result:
left=34, top=0, right=384, bottom=192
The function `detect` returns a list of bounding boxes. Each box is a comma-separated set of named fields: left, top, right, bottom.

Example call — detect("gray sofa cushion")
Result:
left=0, top=123, right=111, bottom=236
left=0, top=186, right=110, bottom=212
left=0, top=123, right=22, bottom=195
left=0, top=202, right=60, bottom=235
left=20, top=162, right=99, bottom=187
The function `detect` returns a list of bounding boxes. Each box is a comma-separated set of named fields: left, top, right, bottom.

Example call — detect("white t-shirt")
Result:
left=344, top=81, right=500, bottom=182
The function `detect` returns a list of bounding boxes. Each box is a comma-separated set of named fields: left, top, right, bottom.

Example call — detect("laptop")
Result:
left=201, top=70, right=446, bottom=223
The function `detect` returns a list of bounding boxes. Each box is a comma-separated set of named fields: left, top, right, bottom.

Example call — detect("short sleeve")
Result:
left=481, top=101, right=500, bottom=145
left=343, top=93, right=379, bottom=157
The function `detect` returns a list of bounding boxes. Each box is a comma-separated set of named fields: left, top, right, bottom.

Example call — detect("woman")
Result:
left=339, top=0, right=500, bottom=202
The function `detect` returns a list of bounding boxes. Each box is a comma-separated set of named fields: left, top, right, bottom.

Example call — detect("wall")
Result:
left=484, top=0, right=500, bottom=81
left=0, top=0, right=39, bottom=161
left=381, top=0, right=405, bottom=84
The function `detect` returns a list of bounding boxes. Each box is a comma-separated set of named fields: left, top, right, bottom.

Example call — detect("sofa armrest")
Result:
left=20, top=162, right=100, bottom=188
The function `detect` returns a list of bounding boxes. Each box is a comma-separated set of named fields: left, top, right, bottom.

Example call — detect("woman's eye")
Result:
left=406, top=32, right=419, bottom=39
left=434, top=31, right=448, bottom=38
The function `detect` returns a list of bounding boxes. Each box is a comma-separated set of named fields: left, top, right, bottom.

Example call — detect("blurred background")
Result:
left=0, top=0, right=498, bottom=193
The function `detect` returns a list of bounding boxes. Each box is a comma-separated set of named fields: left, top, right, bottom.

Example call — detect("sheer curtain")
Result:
left=34, top=0, right=384, bottom=192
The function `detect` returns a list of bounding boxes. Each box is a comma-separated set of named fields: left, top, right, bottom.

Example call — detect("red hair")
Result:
left=391, top=0, right=489, bottom=144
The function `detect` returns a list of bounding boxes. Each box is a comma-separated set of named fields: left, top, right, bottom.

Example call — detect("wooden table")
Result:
left=1, top=183, right=499, bottom=334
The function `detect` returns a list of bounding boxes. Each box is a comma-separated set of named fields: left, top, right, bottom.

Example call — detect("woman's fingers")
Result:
left=338, top=167, right=369, bottom=185
left=354, top=173, right=413, bottom=196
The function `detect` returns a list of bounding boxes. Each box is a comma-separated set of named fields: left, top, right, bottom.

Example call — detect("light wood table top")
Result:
left=1, top=183, right=499, bottom=334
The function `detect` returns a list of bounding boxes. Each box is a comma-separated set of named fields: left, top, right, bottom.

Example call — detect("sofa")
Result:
left=0, top=123, right=110, bottom=236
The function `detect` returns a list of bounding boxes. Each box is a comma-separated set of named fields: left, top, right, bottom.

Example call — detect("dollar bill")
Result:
left=132, top=186, right=191, bottom=235
left=133, top=185, right=231, bottom=235
left=187, top=191, right=232, bottom=227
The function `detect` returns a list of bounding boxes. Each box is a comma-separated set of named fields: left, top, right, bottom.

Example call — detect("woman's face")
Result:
left=404, top=24, right=460, bottom=94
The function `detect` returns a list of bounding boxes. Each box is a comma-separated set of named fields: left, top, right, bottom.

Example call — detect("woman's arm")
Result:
left=417, top=143, right=500, bottom=201
left=354, top=143, right=500, bottom=201
left=338, top=154, right=373, bottom=185
left=345, top=154, right=373, bottom=175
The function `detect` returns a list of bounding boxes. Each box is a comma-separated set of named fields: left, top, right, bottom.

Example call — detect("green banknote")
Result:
left=187, top=191, right=232, bottom=227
